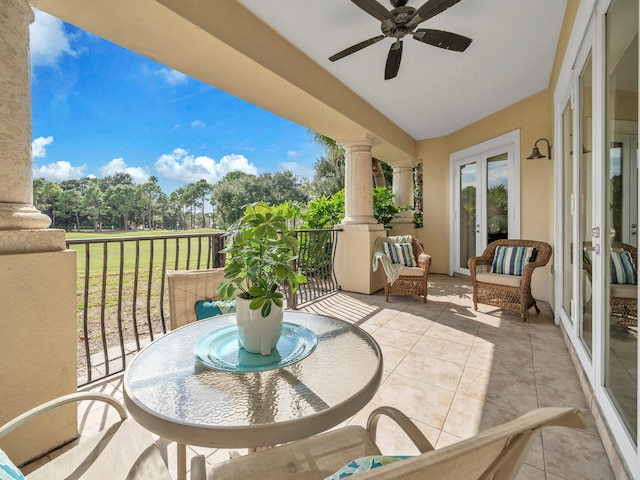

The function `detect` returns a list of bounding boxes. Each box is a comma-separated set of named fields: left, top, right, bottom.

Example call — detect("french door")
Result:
left=451, top=131, right=519, bottom=275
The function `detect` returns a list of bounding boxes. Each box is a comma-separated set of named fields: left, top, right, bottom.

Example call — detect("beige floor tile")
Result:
left=543, top=427, right=615, bottom=480
left=378, top=343, right=410, bottom=371
left=441, top=392, right=486, bottom=438
left=373, top=326, right=422, bottom=351
left=425, top=321, right=477, bottom=346
left=410, top=335, right=472, bottom=365
left=516, top=463, right=546, bottom=480
left=396, top=352, right=464, bottom=392
left=383, top=311, right=433, bottom=335
left=373, top=374, right=455, bottom=430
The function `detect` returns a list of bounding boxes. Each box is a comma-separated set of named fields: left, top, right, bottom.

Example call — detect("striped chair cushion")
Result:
left=383, top=242, right=417, bottom=267
left=610, top=250, right=637, bottom=285
left=491, top=246, right=537, bottom=276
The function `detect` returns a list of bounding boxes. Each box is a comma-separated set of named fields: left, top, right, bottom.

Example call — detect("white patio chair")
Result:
left=190, top=406, right=592, bottom=480
left=0, top=392, right=171, bottom=479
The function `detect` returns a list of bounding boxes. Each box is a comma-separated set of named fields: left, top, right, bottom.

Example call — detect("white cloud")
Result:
left=191, top=120, right=206, bottom=128
left=157, top=68, right=188, bottom=86
left=33, top=161, right=86, bottom=182
left=29, top=9, right=77, bottom=67
left=279, top=161, right=314, bottom=180
left=32, top=136, right=54, bottom=158
left=155, top=148, right=258, bottom=184
left=287, top=150, right=302, bottom=158
left=99, top=158, right=150, bottom=184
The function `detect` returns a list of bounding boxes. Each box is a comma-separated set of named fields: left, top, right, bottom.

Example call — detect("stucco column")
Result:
left=391, top=159, right=416, bottom=225
left=0, top=0, right=51, bottom=231
left=0, top=0, right=77, bottom=466
left=339, top=134, right=379, bottom=225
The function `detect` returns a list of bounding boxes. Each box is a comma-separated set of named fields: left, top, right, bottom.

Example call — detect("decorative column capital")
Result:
left=337, top=133, right=381, bottom=150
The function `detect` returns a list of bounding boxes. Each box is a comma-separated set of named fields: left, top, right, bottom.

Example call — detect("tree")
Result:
left=211, top=171, right=308, bottom=227
left=187, top=179, right=211, bottom=228
left=105, top=183, right=137, bottom=230
left=307, top=133, right=345, bottom=198
left=58, top=188, right=83, bottom=231
left=137, top=176, right=162, bottom=229
left=81, top=180, right=105, bottom=231
left=33, top=178, right=62, bottom=225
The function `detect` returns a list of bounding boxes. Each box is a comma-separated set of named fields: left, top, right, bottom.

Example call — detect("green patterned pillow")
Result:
left=194, top=299, right=236, bottom=320
left=0, top=449, right=25, bottom=480
left=383, top=242, right=417, bottom=267
left=324, top=455, right=411, bottom=479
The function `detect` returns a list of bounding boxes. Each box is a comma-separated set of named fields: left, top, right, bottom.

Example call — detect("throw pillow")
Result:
left=0, top=449, right=25, bottom=480
left=324, top=455, right=411, bottom=480
left=491, top=245, right=537, bottom=276
left=194, top=299, right=236, bottom=320
left=610, top=250, right=637, bottom=285
left=383, top=242, right=417, bottom=267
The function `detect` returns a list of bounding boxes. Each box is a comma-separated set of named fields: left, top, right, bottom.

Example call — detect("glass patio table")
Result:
left=123, top=311, right=383, bottom=480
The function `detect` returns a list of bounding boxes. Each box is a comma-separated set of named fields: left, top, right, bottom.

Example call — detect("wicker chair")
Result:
left=468, top=239, right=552, bottom=321
left=373, top=237, right=431, bottom=303
left=609, top=243, right=637, bottom=327
left=582, top=242, right=637, bottom=327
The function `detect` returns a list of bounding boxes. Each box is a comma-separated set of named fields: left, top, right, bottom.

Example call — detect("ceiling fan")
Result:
left=329, top=0, right=472, bottom=80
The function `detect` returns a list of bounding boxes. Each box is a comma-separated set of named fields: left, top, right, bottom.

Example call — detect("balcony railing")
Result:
left=67, top=229, right=339, bottom=387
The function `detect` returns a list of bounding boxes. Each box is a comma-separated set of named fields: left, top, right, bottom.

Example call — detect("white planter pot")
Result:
left=235, top=296, right=283, bottom=355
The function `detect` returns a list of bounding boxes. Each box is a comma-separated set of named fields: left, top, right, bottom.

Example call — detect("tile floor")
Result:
left=24, top=274, right=616, bottom=479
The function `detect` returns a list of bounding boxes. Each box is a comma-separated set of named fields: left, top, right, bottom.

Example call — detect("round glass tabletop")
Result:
left=124, top=311, right=383, bottom=448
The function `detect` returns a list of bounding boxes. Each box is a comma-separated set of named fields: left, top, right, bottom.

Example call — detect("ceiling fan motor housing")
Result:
left=382, top=6, right=417, bottom=38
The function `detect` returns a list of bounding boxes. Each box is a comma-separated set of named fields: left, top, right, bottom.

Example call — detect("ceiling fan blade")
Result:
left=384, top=41, right=403, bottom=80
left=413, top=29, right=472, bottom=52
left=407, top=0, right=463, bottom=29
left=329, top=35, right=386, bottom=62
left=351, top=0, right=394, bottom=22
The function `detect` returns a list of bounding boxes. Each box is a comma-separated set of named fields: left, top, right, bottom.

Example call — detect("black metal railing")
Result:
left=290, top=229, right=340, bottom=308
left=67, top=233, right=225, bottom=386
left=68, top=229, right=338, bottom=386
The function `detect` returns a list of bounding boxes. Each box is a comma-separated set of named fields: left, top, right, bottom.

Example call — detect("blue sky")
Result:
left=29, top=9, right=324, bottom=193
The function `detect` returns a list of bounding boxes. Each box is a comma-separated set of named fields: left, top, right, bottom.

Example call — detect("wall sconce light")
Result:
left=526, top=138, right=552, bottom=160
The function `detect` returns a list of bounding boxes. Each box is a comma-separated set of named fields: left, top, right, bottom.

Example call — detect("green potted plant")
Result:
left=217, top=201, right=306, bottom=355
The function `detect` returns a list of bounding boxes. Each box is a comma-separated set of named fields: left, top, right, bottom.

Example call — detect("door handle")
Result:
left=584, top=244, right=600, bottom=255
left=476, top=224, right=480, bottom=233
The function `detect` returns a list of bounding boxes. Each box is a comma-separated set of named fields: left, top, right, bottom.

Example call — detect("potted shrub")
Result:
left=217, top=202, right=306, bottom=355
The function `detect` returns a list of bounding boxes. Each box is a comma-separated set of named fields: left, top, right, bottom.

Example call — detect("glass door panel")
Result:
left=605, top=0, right=638, bottom=443
left=579, top=51, right=594, bottom=357
left=459, top=162, right=478, bottom=270
left=562, top=102, right=574, bottom=322
left=486, top=153, right=509, bottom=244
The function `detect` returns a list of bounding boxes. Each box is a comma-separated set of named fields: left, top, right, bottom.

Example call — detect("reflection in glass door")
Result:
left=458, top=161, right=478, bottom=270
left=605, top=0, right=638, bottom=444
left=579, top=51, right=594, bottom=357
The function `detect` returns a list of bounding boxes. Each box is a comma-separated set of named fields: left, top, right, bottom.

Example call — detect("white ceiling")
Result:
left=238, top=0, right=567, bottom=141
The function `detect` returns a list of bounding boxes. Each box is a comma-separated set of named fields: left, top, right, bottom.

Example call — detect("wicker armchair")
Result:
left=582, top=242, right=637, bottom=327
left=608, top=243, right=637, bottom=327
left=373, top=237, right=431, bottom=303
left=468, top=239, right=552, bottom=321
